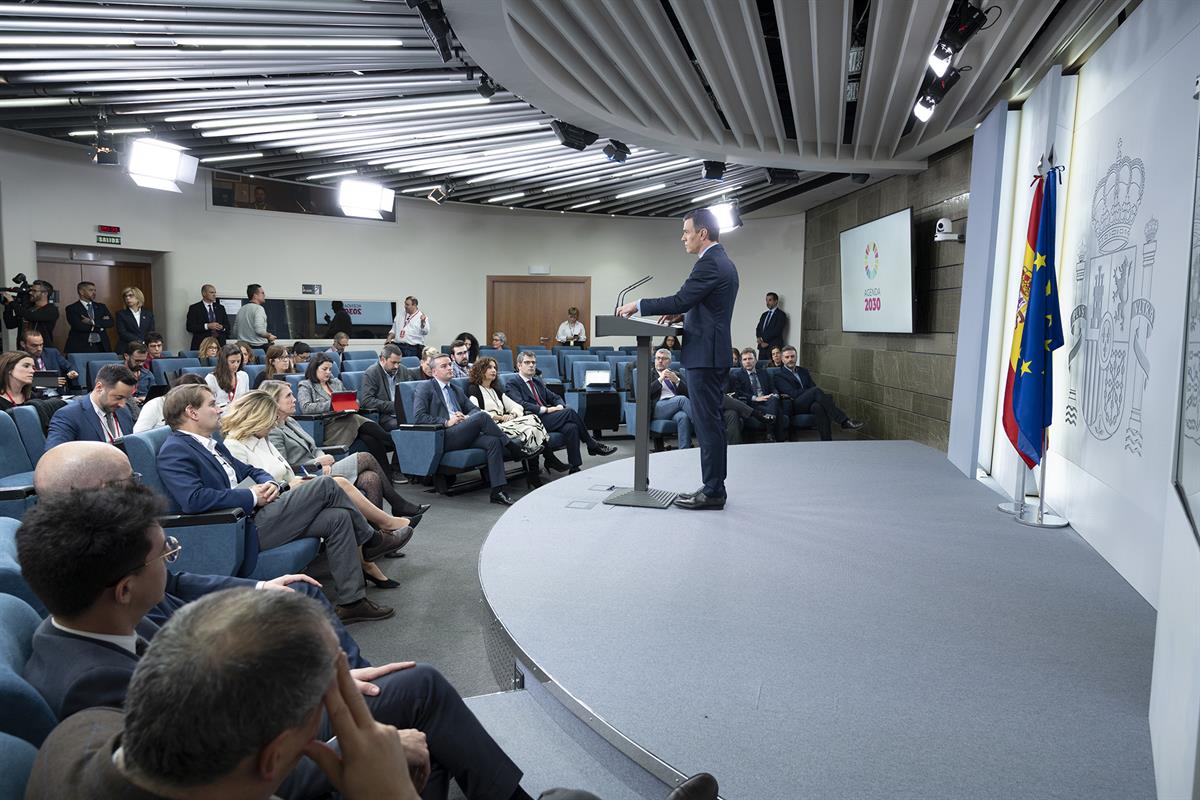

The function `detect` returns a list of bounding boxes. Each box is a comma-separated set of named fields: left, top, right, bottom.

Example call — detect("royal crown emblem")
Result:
left=1091, top=141, right=1145, bottom=254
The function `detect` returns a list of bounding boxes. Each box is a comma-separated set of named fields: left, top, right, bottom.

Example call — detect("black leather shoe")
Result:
left=666, top=773, right=718, bottom=800
left=568, top=466, right=581, bottom=474
left=402, top=511, right=423, bottom=529
left=336, top=597, right=395, bottom=624
left=362, top=526, right=413, bottom=560
left=544, top=454, right=569, bottom=473
left=526, top=471, right=546, bottom=488
left=842, top=418, right=865, bottom=430
left=675, top=487, right=705, bottom=502
left=674, top=492, right=726, bottom=510
left=490, top=490, right=515, bottom=506
left=587, top=442, right=617, bottom=456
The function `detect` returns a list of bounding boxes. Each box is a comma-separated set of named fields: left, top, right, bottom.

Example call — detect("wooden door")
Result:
left=486, top=276, right=590, bottom=353
left=35, top=261, right=154, bottom=350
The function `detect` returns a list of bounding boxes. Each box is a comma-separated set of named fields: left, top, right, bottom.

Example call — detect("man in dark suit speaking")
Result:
left=617, top=208, right=739, bottom=510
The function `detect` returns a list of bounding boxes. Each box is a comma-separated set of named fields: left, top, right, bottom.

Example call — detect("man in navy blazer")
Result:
left=727, top=348, right=788, bottom=443
left=774, top=345, right=862, bottom=440
left=44, top=363, right=138, bottom=450
left=63, top=280, right=114, bottom=353
left=413, top=353, right=517, bottom=506
left=617, top=208, right=738, bottom=509
left=155, top=383, right=407, bottom=624
left=185, top=283, right=229, bottom=349
left=755, top=292, right=788, bottom=359
left=507, top=351, right=616, bottom=472
left=21, top=329, right=79, bottom=388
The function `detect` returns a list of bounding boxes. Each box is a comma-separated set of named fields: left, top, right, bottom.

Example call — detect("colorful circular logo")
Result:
left=864, top=242, right=879, bottom=280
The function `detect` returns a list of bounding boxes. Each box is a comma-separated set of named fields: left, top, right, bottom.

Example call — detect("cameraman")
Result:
left=1, top=278, right=59, bottom=347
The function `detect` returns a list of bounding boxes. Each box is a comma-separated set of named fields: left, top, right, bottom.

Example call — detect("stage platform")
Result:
left=478, top=441, right=1157, bottom=799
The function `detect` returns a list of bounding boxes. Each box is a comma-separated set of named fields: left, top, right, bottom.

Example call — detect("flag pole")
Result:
left=997, top=460, right=1026, bottom=515
left=1016, top=429, right=1067, bottom=528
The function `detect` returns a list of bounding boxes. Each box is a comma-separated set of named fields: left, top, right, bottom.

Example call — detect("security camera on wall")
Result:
left=934, top=217, right=964, bottom=243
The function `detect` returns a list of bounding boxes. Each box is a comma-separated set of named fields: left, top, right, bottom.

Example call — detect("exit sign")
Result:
left=96, top=224, right=121, bottom=245
left=96, top=234, right=121, bottom=245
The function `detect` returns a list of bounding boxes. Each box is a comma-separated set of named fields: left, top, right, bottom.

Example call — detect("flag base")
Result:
left=1014, top=508, right=1069, bottom=528
left=997, top=501, right=1024, bottom=515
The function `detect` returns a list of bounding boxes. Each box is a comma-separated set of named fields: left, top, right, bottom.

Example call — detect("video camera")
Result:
left=1, top=273, right=32, bottom=304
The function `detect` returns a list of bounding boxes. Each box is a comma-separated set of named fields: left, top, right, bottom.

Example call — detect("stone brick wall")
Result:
left=800, top=140, right=971, bottom=450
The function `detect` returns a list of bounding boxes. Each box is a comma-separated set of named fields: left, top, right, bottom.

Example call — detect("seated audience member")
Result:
left=774, top=344, right=863, bottom=440
left=255, top=343, right=294, bottom=388
left=490, top=331, right=508, bottom=349
left=206, top=343, right=250, bottom=413
left=222, top=391, right=414, bottom=589
left=197, top=334, right=222, bottom=364
left=726, top=348, right=787, bottom=442
left=660, top=333, right=681, bottom=352
left=720, top=392, right=768, bottom=446
left=625, top=348, right=694, bottom=450
left=123, top=340, right=155, bottom=399
left=0, top=349, right=34, bottom=411
left=237, top=339, right=258, bottom=365
left=291, top=339, right=312, bottom=365
left=144, top=331, right=166, bottom=367
left=450, top=338, right=472, bottom=379
left=116, top=286, right=156, bottom=356
left=358, top=343, right=418, bottom=430
left=768, top=346, right=784, bottom=369
left=467, top=356, right=548, bottom=488
left=506, top=351, right=616, bottom=474
left=326, top=331, right=350, bottom=368
left=416, top=345, right=440, bottom=379
left=156, top=383, right=407, bottom=623
left=44, top=363, right=137, bottom=450
left=20, top=329, right=78, bottom=388
left=298, top=353, right=399, bottom=477
left=730, top=347, right=740, bottom=366
left=261, top=379, right=428, bottom=518
left=133, top=372, right=205, bottom=434
left=455, top=331, right=481, bottom=363
left=26, top=588, right=535, bottom=800
left=414, top=353, right=517, bottom=506
left=555, top=307, right=586, bottom=347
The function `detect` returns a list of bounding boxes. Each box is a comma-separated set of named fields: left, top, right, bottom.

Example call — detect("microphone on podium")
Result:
left=615, top=275, right=652, bottom=314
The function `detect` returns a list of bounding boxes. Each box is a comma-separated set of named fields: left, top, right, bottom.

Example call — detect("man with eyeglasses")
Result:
left=2, top=278, right=59, bottom=347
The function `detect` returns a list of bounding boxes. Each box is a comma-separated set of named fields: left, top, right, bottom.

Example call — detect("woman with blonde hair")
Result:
left=197, top=335, right=222, bottom=364
left=116, top=286, right=156, bottom=355
left=205, top=343, right=249, bottom=412
left=221, top=390, right=413, bottom=588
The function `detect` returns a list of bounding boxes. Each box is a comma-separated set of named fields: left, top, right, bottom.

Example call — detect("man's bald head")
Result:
left=34, top=441, right=132, bottom=494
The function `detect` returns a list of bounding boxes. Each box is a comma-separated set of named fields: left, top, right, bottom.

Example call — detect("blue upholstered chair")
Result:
left=0, top=518, right=46, bottom=617
left=0, top=415, right=35, bottom=519
left=343, top=349, right=378, bottom=361
left=400, top=356, right=420, bottom=369
left=9, top=406, right=45, bottom=469
left=149, top=357, right=201, bottom=385
left=67, top=352, right=118, bottom=385
left=534, top=354, right=560, bottom=382
left=342, top=359, right=376, bottom=373
left=340, top=371, right=366, bottom=391
left=0, top=730, right=37, bottom=800
left=0, top=594, right=56, bottom=748
left=242, top=364, right=266, bottom=385
left=180, top=366, right=214, bottom=379
left=561, top=353, right=602, bottom=389
left=122, top=428, right=318, bottom=580
left=477, top=348, right=514, bottom=372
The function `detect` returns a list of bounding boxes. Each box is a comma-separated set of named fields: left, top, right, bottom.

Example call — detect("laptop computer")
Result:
left=583, top=368, right=612, bottom=388
left=145, top=383, right=170, bottom=402
left=32, top=370, right=60, bottom=390
left=331, top=391, right=359, bottom=412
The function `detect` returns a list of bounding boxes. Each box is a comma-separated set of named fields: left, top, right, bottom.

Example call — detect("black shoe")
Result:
left=675, top=487, right=706, bottom=502
left=544, top=454, right=569, bottom=473
left=490, top=490, right=515, bottom=506
left=587, top=442, right=617, bottom=456
left=402, top=511, right=423, bottom=529
left=362, top=526, right=413, bottom=560
left=391, top=473, right=410, bottom=485
left=568, top=466, right=581, bottom=474
left=750, top=410, right=772, bottom=424
left=526, top=470, right=546, bottom=488
left=398, top=502, right=431, bottom=517
left=666, top=773, right=718, bottom=800
left=336, top=597, right=395, bottom=624
left=362, top=570, right=400, bottom=589
left=674, top=492, right=726, bottom=510
left=842, top=418, right=865, bottom=430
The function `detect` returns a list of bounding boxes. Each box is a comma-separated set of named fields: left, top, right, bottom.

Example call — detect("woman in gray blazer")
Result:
left=261, top=380, right=429, bottom=521
left=297, top=354, right=398, bottom=476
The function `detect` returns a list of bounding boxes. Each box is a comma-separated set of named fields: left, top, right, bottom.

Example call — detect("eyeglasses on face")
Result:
left=107, top=534, right=182, bottom=586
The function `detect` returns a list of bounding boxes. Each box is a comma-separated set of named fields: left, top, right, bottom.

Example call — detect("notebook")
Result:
left=331, top=391, right=359, bottom=412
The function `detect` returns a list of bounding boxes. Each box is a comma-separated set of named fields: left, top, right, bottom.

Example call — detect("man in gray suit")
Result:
left=358, top=344, right=418, bottom=431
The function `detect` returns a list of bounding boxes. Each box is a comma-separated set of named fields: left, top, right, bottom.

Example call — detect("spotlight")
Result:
left=426, top=180, right=456, bottom=205
left=708, top=201, right=742, bottom=233
left=550, top=120, right=599, bottom=151
left=338, top=178, right=395, bottom=219
left=88, top=116, right=120, bottom=166
left=404, top=0, right=454, bottom=63
left=602, top=140, right=630, bottom=163
left=928, top=42, right=954, bottom=77
left=701, top=161, right=726, bottom=180
left=127, top=137, right=197, bottom=192
left=928, top=0, right=988, bottom=77
left=912, top=67, right=961, bottom=122
left=757, top=167, right=801, bottom=185
left=476, top=74, right=497, bottom=99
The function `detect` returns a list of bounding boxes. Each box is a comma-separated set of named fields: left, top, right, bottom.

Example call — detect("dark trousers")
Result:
left=749, top=396, right=788, bottom=441
left=688, top=366, right=727, bottom=498
left=538, top=407, right=593, bottom=466
left=785, top=387, right=845, bottom=441
left=443, top=412, right=508, bottom=488
left=398, top=342, right=423, bottom=358
left=722, top=394, right=752, bottom=444
left=280, top=664, right=523, bottom=800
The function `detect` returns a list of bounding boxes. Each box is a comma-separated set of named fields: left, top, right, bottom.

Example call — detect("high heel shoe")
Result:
left=362, top=569, right=400, bottom=589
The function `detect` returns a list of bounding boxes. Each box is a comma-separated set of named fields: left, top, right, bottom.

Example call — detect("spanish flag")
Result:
left=1003, top=173, right=1064, bottom=467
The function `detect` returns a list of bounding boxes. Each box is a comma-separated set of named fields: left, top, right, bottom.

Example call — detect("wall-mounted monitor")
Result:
left=839, top=207, right=915, bottom=333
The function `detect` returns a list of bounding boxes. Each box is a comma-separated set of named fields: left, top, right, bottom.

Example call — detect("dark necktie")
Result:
left=765, top=309, right=774, bottom=328
left=527, top=379, right=544, bottom=406
left=663, top=376, right=675, bottom=393
left=206, top=304, right=215, bottom=323
left=749, top=371, right=762, bottom=396
left=135, top=636, right=149, bottom=657
left=442, top=384, right=460, bottom=414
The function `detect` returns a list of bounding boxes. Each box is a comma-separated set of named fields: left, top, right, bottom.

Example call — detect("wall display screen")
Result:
left=218, top=297, right=396, bottom=340
left=839, top=208, right=916, bottom=333
left=315, top=300, right=395, bottom=327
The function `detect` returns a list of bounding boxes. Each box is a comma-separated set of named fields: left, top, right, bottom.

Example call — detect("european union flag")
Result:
left=1012, top=171, right=1064, bottom=467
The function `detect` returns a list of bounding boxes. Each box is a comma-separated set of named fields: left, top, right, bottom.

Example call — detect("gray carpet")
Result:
left=479, top=440, right=1158, bottom=800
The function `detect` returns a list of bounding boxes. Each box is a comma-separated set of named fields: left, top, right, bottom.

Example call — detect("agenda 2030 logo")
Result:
left=863, top=242, right=881, bottom=312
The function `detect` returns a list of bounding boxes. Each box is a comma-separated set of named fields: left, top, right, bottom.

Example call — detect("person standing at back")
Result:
left=185, top=283, right=228, bottom=349
left=617, top=208, right=738, bottom=510
left=388, top=296, right=429, bottom=358
left=64, top=281, right=114, bottom=353
left=755, top=292, right=787, bottom=360
left=233, top=283, right=276, bottom=347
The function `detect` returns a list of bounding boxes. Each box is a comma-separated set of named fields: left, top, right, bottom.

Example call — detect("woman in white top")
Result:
left=205, top=343, right=249, bottom=413
left=466, top=356, right=548, bottom=488
left=132, top=373, right=207, bottom=434
left=555, top=306, right=586, bottom=347
left=221, top=390, right=411, bottom=588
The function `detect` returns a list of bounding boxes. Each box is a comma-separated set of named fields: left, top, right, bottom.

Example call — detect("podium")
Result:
left=594, top=315, right=683, bottom=508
